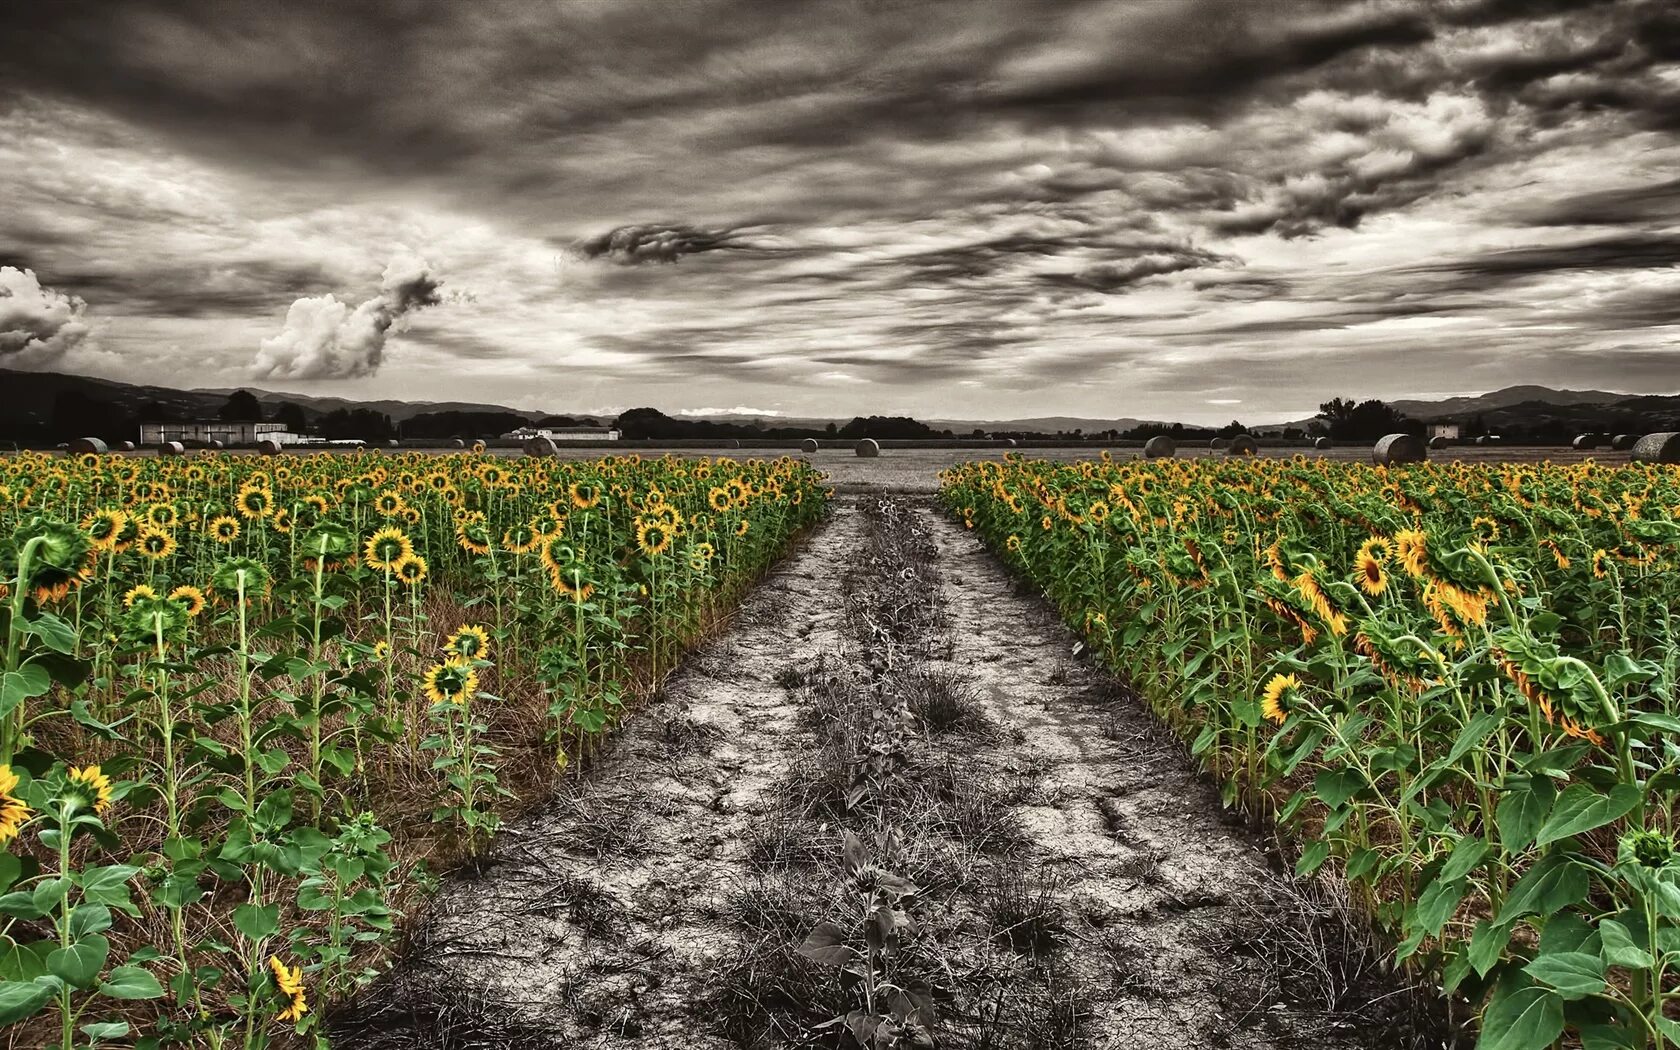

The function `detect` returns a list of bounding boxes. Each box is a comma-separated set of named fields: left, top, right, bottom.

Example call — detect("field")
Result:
left=942, top=453, right=1680, bottom=1050
left=0, top=449, right=827, bottom=1047
left=0, top=444, right=1671, bottom=1050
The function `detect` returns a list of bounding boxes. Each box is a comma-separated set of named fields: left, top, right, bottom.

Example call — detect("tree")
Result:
left=825, top=422, right=838, bottom=438
left=219, top=390, right=262, bottom=421
left=1217, top=419, right=1248, bottom=438
left=1316, top=397, right=1413, bottom=441
left=272, top=401, right=309, bottom=432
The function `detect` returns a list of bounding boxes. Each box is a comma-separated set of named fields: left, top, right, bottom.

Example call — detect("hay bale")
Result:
left=1611, top=433, right=1637, bottom=450
left=451, top=438, right=466, bottom=449
left=1476, top=435, right=1499, bottom=446
left=257, top=438, right=283, bottom=456
left=1572, top=433, right=1600, bottom=450
left=116, top=440, right=136, bottom=452
left=800, top=438, right=819, bottom=453
left=1631, top=433, right=1680, bottom=464
left=1373, top=433, right=1427, bottom=465
left=1143, top=435, right=1176, bottom=459
left=855, top=438, right=880, bottom=458
left=159, top=441, right=185, bottom=456
left=207, top=439, right=224, bottom=450
left=1427, top=435, right=1448, bottom=449
left=386, top=439, right=400, bottom=448
left=1208, top=437, right=1227, bottom=451
left=67, top=436, right=107, bottom=455
left=1313, top=437, right=1332, bottom=450
left=1225, top=434, right=1258, bottom=456
left=1005, top=437, right=1017, bottom=447
left=523, top=436, right=558, bottom=457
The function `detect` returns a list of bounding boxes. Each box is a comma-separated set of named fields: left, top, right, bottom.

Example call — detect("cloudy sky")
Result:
left=1, top=0, right=1677, bottom=423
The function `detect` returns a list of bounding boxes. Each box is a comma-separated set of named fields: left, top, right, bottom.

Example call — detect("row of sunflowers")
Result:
left=942, top=453, right=1680, bottom=1050
left=0, top=449, right=828, bottom=1048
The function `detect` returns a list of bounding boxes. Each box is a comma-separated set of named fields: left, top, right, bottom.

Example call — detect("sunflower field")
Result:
left=943, top=454, right=1680, bottom=1050
left=0, top=449, right=827, bottom=1048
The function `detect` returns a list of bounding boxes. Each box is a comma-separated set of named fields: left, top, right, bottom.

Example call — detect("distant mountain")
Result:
left=927, top=416, right=1154, bottom=434
left=0, top=369, right=547, bottom=429
left=1386, top=385, right=1629, bottom=420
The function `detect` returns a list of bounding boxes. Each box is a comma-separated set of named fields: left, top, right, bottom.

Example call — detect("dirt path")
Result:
left=332, top=495, right=1443, bottom=1050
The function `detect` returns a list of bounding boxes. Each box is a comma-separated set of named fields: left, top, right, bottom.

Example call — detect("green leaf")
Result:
left=1497, top=854, right=1589, bottom=926
left=1535, top=784, right=1641, bottom=847
left=1469, top=919, right=1513, bottom=977
left=1446, top=712, right=1501, bottom=767
left=1523, top=951, right=1605, bottom=1000
left=0, top=665, right=51, bottom=718
left=1416, top=876, right=1467, bottom=938
left=1476, top=984, right=1564, bottom=1050
left=0, top=976, right=57, bottom=1025
left=1497, top=779, right=1555, bottom=853
left=21, top=612, right=77, bottom=655
left=48, top=933, right=110, bottom=989
left=98, top=965, right=165, bottom=1000
left=1442, top=836, right=1492, bottom=882
left=69, top=904, right=112, bottom=938
left=80, top=1020, right=131, bottom=1040
left=1598, top=919, right=1654, bottom=971
left=232, top=902, right=280, bottom=941
left=1315, top=767, right=1364, bottom=809
left=1295, top=840, right=1331, bottom=877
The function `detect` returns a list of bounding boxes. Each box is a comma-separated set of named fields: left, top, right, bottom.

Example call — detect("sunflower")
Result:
left=501, top=523, right=539, bottom=555
left=270, top=506, right=294, bottom=534
left=235, top=484, right=273, bottom=520
left=208, top=515, right=242, bottom=545
left=364, top=527, right=414, bottom=572
left=65, top=765, right=113, bottom=814
left=123, top=583, right=159, bottom=608
left=169, top=585, right=207, bottom=617
left=1353, top=549, right=1388, bottom=596
left=422, top=656, right=479, bottom=705
left=1537, top=538, right=1569, bottom=569
left=1393, top=529, right=1429, bottom=578
left=1006, top=534, right=1022, bottom=552
left=736, top=519, right=750, bottom=537
left=372, top=639, right=390, bottom=662
left=269, top=956, right=308, bottom=1024
left=15, top=518, right=94, bottom=603
left=1591, top=548, right=1609, bottom=580
left=1470, top=516, right=1500, bottom=544
left=455, top=513, right=492, bottom=556
left=694, top=541, right=715, bottom=562
left=1261, top=673, right=1302, bottom=726
left=0, top=766, right=32, bottom=845
left=636, top=519, right=672, bottom=556
left=136, top=528, right=177, bottom=560
left=708, top=487, right=732, bottom=512
left=392, top=553, right=429, bottom=587
left=147, top=502, right=179, bottom=528
left=446, top=624, right=491, bottom=661
left=569, top=481, right=601, bottom=510
left=83, top=508, right=129, bottom=552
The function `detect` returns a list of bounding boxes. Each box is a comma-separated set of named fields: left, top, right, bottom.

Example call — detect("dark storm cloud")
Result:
left=3, top=0, right=1680, bottom=412
left=572, top=224, right=743, bottom=265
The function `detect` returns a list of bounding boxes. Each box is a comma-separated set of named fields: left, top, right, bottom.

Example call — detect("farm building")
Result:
left=502, top=425, right=621, bottom=441
left=1427, top=423, right=1461, bottom=441
left=138, top=420, right=302, bottom=445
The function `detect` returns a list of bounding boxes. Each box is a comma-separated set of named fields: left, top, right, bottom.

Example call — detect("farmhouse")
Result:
left=138, top=420, right=302, bottom=446
left=1427, top=423, right=1461, bottom=441
left=502, top=425, right=621, bottom=442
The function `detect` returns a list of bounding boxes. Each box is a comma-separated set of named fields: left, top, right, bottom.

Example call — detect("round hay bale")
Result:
left=523, top=436, right=558, bottom=458
left=386, top=439, right=399, bottom=448
left=256, top=438, right=283, bottom=456
left=1631, top=433, right=1680, bottom=464
left=1313, top=437, right=1332, bottom=450
left=67, top=436, right=108, bottom=455
left=1427, top=435, right=1448, bottom=449
left=800, top=438, right=819, bottom=454
left=1611, top=433, right=1637, bottom=451
left=1373, top=433, right=1427, bottom=465
left=451, top=438, right=466, bottom=449
left=158, top=441, right=185, bottom=457
left=1005, top=437, right=1017, bottom=447
left=1143, top=435, right=1176, bottom=459
left=207, top=439, right=225, bottom=450
left=854, top=438, right=880, bottom=458
left=1572, top=433, right=1600, bottom=450
left=1208, top=437, right=1227, bottom=451
left=116, top=440, right=135, bottom=452
left=1225, top=434, right=1258, bottom=456
left=1476, top=435, right=1499, bottom=446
